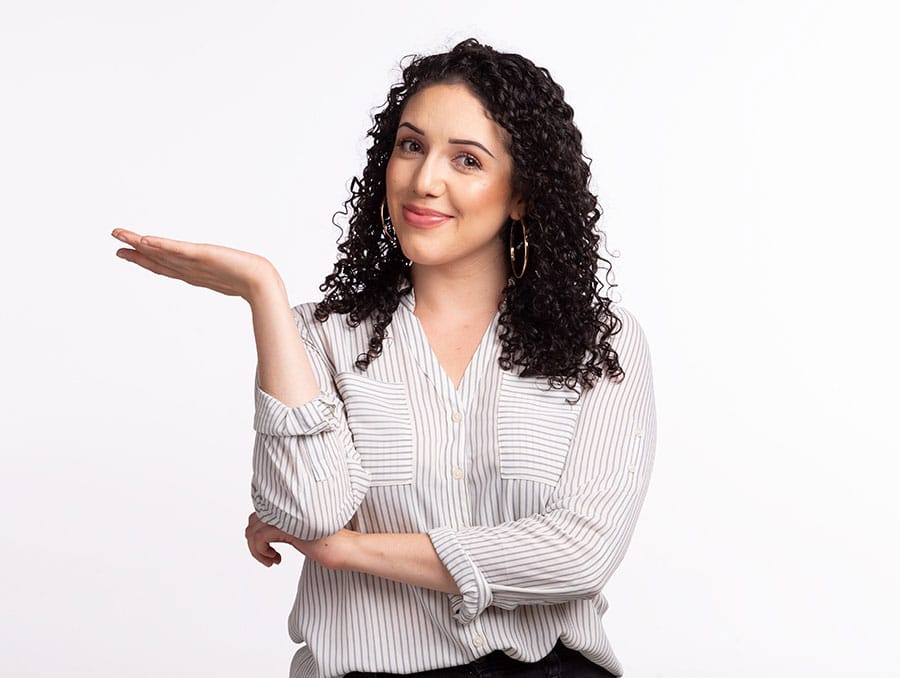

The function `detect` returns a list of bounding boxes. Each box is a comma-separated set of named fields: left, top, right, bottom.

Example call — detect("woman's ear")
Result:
left=510, top=195, right=526, bottom=221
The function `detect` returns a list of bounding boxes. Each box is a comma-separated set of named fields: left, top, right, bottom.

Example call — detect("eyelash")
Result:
left=395, top=138, right=483, bottom=171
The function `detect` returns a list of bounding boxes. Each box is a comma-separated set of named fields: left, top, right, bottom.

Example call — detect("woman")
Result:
left=112, top=38, right=656, bottom=678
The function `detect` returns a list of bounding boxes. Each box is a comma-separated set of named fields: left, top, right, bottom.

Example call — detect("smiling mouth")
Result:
left=402, top=206, right=453, bottom=229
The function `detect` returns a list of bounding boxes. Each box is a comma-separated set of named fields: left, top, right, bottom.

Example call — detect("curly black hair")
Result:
left=313, top=37, right=624, bottom=399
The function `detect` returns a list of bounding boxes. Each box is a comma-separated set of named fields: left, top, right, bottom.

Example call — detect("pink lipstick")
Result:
left=402, top=205, right=453, bottom=229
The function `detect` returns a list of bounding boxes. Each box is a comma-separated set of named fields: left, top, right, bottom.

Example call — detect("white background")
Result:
left=2, top=1, right=898, bottom=676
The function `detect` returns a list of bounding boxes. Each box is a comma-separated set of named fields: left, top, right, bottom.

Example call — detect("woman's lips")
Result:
left=402, top=206, right=453, bottom=229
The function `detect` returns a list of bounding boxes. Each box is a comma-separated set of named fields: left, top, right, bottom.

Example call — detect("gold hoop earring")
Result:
left=380, top=198, right=397, bottom=242
left=509, top=217, right=529, bottom=279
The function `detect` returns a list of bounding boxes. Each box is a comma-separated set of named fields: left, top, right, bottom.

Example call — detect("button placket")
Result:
left=450, top=407, right=465, bottom=479
left=448, top=396, right=470, bottom=523
left=469, top=620, right=487, bottom=651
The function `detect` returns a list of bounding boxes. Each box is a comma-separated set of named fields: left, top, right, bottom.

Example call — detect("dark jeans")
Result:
left=343, top=639, right=617, bottom=678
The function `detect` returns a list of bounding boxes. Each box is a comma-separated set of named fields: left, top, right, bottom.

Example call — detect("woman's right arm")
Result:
left=112, top=229, right=370, bottom=540
left=249, top=291, right=372, bottom=541
left=247, top=270, right=321, bottom=407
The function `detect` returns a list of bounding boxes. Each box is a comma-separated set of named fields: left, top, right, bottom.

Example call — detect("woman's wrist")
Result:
left=244, top=260, right=287, bottom=308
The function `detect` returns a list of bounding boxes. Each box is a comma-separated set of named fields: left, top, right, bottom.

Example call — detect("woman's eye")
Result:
left=397, top=139, right=422, bottom=153
left=457, top=154, right=482, bottom=170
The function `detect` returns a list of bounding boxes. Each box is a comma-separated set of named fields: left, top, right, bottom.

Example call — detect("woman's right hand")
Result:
left=111, top=227, right=281, bottom=303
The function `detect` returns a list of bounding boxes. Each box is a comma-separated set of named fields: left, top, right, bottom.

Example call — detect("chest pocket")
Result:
left=334, top=371, right=415, bottom=486
left=497, top=371, right=582, bottom=486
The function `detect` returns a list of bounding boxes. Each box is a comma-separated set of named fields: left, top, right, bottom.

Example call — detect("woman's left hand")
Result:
left=245, top=512, right=356, bottom=570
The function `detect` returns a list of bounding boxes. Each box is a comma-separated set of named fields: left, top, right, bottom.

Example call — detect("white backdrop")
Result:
left=2, top=1, right=898, bottom=676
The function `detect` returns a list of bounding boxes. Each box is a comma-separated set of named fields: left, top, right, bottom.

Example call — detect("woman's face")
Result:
left=385, top=82, right=524, bottom=276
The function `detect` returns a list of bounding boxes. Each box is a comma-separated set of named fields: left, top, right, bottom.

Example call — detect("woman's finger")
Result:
left=113, top=229, right=198, bottom=269
left=248, top=543, right=281, bottom=567
left=245, top=515, right=291, bottom=567
left=253, top=524, right=288, bottom=555
left=249, top=537, right=282, bottom=567
left=251, top=541, right=282, bottom=567
left=246, top=526, right=275, bottom=563
left=113, top=230, right=184, bottom=271
left=111, top=228, right=139, bottom=244
left=138, top=234, right=198, bottom=260
left=116, top=247, right=186, bottom=281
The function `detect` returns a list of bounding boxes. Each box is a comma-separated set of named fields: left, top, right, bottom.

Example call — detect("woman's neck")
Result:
left=409, top=261, right=509, bottom=320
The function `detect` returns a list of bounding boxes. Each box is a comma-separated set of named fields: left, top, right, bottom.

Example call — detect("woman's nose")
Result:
left=412, top=153, right=445, bottom=197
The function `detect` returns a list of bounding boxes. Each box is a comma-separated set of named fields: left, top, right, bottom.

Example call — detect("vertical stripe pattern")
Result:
left=250, top=284, right=657, bottom=678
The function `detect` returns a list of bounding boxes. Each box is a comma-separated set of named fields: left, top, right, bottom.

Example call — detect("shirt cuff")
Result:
left=427, top=526, right=493, bottom=625
left=253, top=373, right=339, bottom=437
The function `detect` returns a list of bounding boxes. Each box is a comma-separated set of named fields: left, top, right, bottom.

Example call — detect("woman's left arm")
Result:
left=288, top=529, right=460, bottom=594
left=246, top=514, right=457, bottom=593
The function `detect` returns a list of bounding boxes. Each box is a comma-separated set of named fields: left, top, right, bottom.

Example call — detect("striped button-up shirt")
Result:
left=251, top=285, right=656, bottom=678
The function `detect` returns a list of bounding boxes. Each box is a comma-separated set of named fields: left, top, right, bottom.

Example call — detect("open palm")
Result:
left=111, top=228, right=276, bottom=300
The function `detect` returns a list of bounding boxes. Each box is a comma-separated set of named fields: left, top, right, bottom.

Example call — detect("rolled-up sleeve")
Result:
left=251, top=307, right=370, bottom=541
left=427, top=306, right=656, bottom=624
left=427, top=526, right=493, bottom=622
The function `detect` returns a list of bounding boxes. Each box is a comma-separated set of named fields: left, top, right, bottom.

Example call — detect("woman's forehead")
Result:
left=400, top=83, right=506, bottom=144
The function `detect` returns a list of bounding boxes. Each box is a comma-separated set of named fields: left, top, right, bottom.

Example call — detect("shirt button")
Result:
left=627, top=464, right=636, bottom=473
left=634, top=429, right=644, bottom=439
left=451, top=410, right=463, bottom=423
left=452, top=466, right=464, bottom=480
left=472, top=634, right=484, bottom=647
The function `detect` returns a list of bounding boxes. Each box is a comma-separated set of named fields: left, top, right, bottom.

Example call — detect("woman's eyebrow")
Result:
left=449, top=137, right=495, bottom=159
left=398, top=121, right=425, bottom=135
left=398, top=121, right=496, bottom=159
